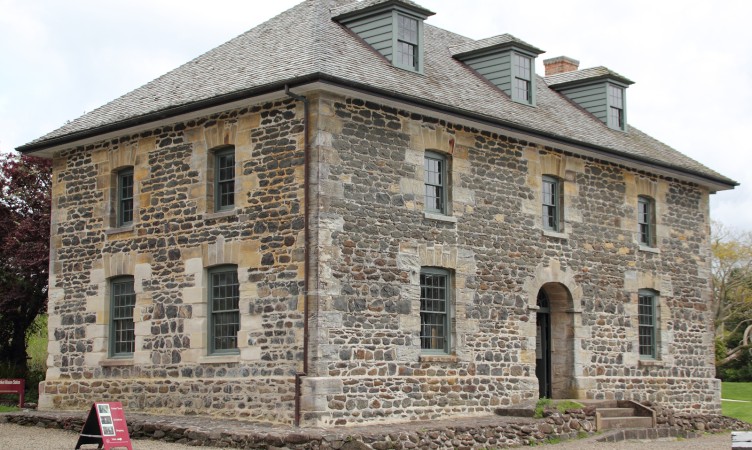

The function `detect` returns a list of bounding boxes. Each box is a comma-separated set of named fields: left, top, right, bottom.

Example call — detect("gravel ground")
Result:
left=0, top=422, right=733, bottom=449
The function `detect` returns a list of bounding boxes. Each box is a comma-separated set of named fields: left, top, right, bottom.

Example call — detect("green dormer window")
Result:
left=513, top=53, right=533, bottom=103
left=397, top=15, right=419, bottom=70
left=545, top=66, right=633, bottom=131
left=333, top=0, right=434, bottom=74
left=608, top=84, right=625, bottom=130
left=450, top=34, right=544, bottom=106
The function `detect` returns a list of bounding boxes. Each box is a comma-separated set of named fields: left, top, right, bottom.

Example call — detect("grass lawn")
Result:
left=722, top=382, right=752, bottom=424
left=0, top=405, right=19, bottom=413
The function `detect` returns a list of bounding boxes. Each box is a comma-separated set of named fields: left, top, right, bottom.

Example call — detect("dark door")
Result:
left=536, top=290, right=551, bottom=398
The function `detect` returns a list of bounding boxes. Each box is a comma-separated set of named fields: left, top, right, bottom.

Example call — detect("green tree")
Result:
left=712, top=221, right=752, bottom=380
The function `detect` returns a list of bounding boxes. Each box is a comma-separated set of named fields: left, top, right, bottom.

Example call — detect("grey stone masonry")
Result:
left=42, top=89, right=720, bottom=427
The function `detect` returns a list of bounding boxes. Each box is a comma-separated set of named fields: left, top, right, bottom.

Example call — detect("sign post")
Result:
left=75, top=402, right=133, bottom=450
left=0, top=379, right=24, bottom=407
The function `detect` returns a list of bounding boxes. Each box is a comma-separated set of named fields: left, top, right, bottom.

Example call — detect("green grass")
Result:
left=722, top=382, right=752, bottom=424
left=533, top=398, right=584, bottom=418
left=0, top=405, right=19, bottom=412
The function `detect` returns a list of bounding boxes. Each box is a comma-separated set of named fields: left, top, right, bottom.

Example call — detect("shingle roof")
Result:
left=20, top=0, right=735, bottom=188
left=545, top=66, right=634, bottom=87
left=331, top=0, right=434, bottom=18
left=450, top=33, right=544, bottom=58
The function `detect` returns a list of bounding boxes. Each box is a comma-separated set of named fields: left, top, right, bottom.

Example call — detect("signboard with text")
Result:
left=0, top=379, right=24, bottom=407
left=75, top=402, right=133, bottom=450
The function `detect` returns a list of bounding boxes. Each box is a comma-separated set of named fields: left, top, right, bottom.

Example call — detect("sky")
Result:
left=1, top=0, right=750, bottom=231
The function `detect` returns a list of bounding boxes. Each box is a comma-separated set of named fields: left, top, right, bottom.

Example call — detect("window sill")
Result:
left=198, top=354, right=240, bottom=364
left=100, top=358, right=134, bottom=367
left=639, top=245, right=660, bottom=254
left=419, top=354, right=458, bottom=363
left=105, top=225, right=135, bottom=236
left=205, top=209, right=237, bottom=220
left=424, top=212, right=457, bottom=224
left=638, top=359, right=664, bottom=367
left=542, top=229, right=568, bottom=240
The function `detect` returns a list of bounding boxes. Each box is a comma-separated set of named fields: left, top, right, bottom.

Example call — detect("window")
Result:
left=424, top=152, right=448, bottom=214
left=396, top=14, right=419, bottom=71
left=608, top=85, right=625, bottom=130
left=542, top=175, right=562, bottom=231
left=209, top=266, right=239, bottom=354
left=420, top=268, right=450, bottom=353
left=638, top=196, right=655, bottom=247
left=117, top=168, right=134, bottom=227
left=638, top=290, right=658, bottom=359
left=512, top=53, right=532, bottom=104
left=214, top=148, right=235, bottom=211
left=110, top=277, right=136, bottom=357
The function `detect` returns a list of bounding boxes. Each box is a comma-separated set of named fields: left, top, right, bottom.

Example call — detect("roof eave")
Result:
left=19, top=72, right=737, bottom=191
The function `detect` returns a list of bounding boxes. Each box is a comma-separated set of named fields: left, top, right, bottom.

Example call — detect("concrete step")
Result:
left=597, top=407, right=636, bottom=418
left=599, top=416, right=654, bottom=430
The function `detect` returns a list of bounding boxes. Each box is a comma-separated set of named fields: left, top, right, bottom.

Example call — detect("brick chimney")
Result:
left=543, top=56, right=580, bottom=76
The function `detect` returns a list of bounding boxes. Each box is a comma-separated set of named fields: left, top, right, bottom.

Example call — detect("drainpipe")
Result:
left=285, top=85, right=310, bottom=427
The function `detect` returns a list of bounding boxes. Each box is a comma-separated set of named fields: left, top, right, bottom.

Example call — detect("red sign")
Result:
left=75, top=402, right=133, bottom=450
left=0, top=378, right=25, bottom=407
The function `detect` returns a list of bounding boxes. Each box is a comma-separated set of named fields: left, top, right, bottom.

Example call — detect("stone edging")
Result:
left=1, top=409, right=750, bottom=449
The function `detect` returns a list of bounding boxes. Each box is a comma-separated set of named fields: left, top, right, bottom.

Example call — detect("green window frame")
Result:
left=209, top=266, right=240, bottom=354
left=542, top=175, right=562, bottom=231
left=638, top=196, right=655, bottom=247
left=512, top=53, right=533, bottom=104
left=424, top=151, right=448, bottom=215
left=395, top=14, right=420, bottom=71
left=110, top=277, right=136, bottom=358
left=638, top=290, right=658, bottom=359
left=420, top=268, right=451, bottom=354
left=117, top=168, right=134, bottom=227
left=214, top=147, right=235, bottom=212
left=607, top=84, right=625, bottom=130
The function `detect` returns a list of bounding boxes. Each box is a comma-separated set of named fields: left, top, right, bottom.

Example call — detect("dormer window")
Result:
left=513, top=53, right=533, bottom=103
left=397, top=15, right=419, bottom=70
left=450, top=34, right=544, bottom=106
left=333, top=0, right=434, bottom=74
left=608, top=84, right=625, bottom=130
left=545, top=63, right=634, bottom=132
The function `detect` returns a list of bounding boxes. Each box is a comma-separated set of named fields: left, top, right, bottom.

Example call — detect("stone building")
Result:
left=19, top=0, right=736, bottom=427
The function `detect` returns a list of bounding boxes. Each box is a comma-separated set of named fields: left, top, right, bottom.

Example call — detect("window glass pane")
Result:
left=397, top=15, right=419, bottom=69
left=111, top=278, right=136, bottom=356
left=638, top=197, right=652, bottom=245
left=424, top=154, right=445, bottom=214
left=638, top=293, right=656, bottom=357
left=118, top=170, right=134, bottom=226
left=210, top=268, right=239, bottom=353
left=420, top=271, right=448, bottom=352
left=216, top=150, right=235, bottom=210
left=542, top=177, right=559, bottom=230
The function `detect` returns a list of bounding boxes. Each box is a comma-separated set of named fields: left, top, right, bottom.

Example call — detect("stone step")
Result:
left=576, top=399, right=619, bottom=408
left=598, top=416, right=654, bottom=430
left=597, top=407, right=636, bottom=418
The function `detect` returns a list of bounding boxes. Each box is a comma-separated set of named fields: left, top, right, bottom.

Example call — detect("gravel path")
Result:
left=0, top=422, right=733, bottom=449
left=0, top=422, right=228, bottom=450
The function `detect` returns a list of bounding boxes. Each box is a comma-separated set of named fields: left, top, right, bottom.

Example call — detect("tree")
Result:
left=0, top=153, right=51, bottom=378
left=711, top=221, right=752, bottom=379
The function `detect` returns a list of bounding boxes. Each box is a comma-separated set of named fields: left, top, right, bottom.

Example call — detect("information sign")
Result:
left=0, top=378, right=24, bottom=407
left=75, top=402, right=133, bottom=450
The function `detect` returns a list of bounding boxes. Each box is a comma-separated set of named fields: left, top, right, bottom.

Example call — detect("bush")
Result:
left=0, top=314, right=47, bottom=405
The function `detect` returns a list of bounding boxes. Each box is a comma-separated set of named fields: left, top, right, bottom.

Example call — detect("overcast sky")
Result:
left=1, top=0, right=750, bottom=231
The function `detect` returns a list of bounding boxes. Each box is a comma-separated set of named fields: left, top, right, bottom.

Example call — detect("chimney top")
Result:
left=543, top=56, right=580, bottom=76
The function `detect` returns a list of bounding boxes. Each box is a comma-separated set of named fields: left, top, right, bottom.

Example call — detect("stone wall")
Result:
left=42, top=98, right=306, bottom=423
left=41, top=88, right=720, bottom=427
left=302, top=91, right=718, bottom=425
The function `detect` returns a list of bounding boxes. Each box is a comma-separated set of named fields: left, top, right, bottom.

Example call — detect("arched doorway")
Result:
left=535, top=282, right=575, bottom=399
